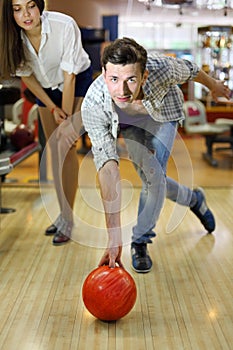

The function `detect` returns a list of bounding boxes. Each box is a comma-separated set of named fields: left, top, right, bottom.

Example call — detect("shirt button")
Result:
left=113, top=120, right=117, bottom=123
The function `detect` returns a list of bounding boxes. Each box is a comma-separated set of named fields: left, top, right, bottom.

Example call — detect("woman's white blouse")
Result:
left=16, top=11, right=91, bottom=91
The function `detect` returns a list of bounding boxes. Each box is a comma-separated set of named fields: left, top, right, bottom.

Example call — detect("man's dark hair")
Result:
left=101, top=37, right=147, bottom=75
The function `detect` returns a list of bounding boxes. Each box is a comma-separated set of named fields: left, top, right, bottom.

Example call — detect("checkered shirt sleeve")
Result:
left=81, top=75, right=119, bottom=171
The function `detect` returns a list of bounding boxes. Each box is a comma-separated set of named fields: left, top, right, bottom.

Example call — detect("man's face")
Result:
left=103, top=62, right=148, bottom=108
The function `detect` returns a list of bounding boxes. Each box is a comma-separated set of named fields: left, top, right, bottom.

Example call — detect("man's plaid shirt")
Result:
left=81, top=54, right=200, bottom=170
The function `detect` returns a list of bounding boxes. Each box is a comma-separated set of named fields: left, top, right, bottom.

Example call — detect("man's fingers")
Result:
left=108, top=257, right=116, bottom=268
left=98, top=255, right=108, bottom=267
left=117, top=259, right=124, bottom=269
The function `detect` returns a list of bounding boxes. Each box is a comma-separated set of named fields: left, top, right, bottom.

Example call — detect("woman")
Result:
left=0, top=0, right=93, bottom=245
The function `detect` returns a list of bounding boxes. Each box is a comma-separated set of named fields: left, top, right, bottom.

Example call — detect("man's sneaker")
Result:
left=190, top=188, right=215, bottom=233
left=131, top=242, right=152, bottom=273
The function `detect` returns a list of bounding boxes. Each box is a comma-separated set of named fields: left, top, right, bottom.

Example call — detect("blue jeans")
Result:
left=121, top=119, right=194, bottom=244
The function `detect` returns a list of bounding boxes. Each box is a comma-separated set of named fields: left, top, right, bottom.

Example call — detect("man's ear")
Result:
left=142, top=69, right=149, bottom=85
left=102, top=67, right=106, bottom=79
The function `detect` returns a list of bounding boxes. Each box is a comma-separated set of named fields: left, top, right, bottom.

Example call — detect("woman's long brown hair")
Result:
left=0, top=0, right=45, bottom=79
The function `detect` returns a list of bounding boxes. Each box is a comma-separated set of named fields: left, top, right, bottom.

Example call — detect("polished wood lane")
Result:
left=0, top=186, right=232, bottom=349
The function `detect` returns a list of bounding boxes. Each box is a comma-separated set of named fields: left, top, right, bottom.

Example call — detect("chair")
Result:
left=215, top=118, right=233, bottom=153
left=27, top=104, right=39, bottom=129
left=12, top=97, right=24, bottom=124
left=183, top=100, right=231, bottom=167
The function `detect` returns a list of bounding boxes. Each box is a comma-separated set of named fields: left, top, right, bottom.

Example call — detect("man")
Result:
left=81, top=37, right=230, bottom=273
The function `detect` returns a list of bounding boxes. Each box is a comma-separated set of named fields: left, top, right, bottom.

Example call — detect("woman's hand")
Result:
left=52, top=106, right=68, bottom=124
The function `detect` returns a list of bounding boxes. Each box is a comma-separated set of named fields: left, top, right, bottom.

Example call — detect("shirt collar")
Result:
left=99, top=76, right=113, bottom=112
left=40, top=11, right=51, bottom=34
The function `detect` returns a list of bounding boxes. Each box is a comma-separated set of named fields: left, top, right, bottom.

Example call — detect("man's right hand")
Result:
left=98, top=161, right=123, bottom=268
left=98, top=245, right=124, bottom=269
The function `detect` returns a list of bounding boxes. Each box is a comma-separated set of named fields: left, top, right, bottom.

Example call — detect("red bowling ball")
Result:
left=82, top=266, right=137, bottom=321
left=10, top=124, right=34, bottom=150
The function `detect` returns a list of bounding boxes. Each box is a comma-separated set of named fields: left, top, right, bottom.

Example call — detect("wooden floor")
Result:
left=0, top=135, right=233, bottom=350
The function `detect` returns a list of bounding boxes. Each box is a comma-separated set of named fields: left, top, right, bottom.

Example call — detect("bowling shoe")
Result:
left=131, top=242, right=152, bottom=273
left=190, top=188, right=216, bottom=233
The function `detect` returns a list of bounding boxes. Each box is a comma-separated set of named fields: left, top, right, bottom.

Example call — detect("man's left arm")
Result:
left=171, top=57, right=230, bottom=102
left=193, top=69, right=231, bottom=102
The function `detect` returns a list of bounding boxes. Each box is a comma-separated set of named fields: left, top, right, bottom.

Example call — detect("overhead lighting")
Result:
left=137, top=0, right=156, bottom=10
left=138, top=0, right=233, bottom=9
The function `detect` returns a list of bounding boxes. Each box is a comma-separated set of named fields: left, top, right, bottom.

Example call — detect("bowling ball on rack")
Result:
left=10, top=124, right=35, bottom=150
left=0, top=127, right=8, bottom=151
left=82, top=265, right=137, bottom=322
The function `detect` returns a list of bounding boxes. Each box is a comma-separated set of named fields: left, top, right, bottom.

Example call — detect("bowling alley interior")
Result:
left=0, top=1, right=233, bottom=349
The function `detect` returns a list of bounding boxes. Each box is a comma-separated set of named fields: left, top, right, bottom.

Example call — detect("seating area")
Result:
left=0, top=90, right=41, bottom=213
left=183, top=100, right=233, bottom=167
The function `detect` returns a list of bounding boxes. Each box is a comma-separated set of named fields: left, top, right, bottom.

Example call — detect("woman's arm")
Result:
left=22, top=75, right=67, bottom=122
left=62, top=71, right=76, bottom=115
left=22, top=75, right=56, bottom=111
